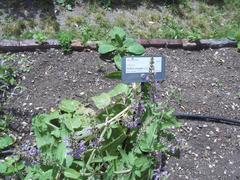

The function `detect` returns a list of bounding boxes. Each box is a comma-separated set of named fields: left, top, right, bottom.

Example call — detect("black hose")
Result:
left=174, top=112, right=240, bottom=126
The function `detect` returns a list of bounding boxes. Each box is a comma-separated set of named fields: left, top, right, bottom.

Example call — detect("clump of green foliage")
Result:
left=1, top=78, right=180, bottom=179
left=33, top=32, right=47, bottom=44
left=98, top=27, right=145, bottom=70
left=0, top=135, right=21, bottom=176
left=0, top=64, right=16, bottom=97
left=57, top=31, right=74, bottom=53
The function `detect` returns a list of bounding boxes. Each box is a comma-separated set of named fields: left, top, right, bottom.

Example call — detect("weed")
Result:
left=33, top=32, right=47, bottom=44
left=57, top=31, right=74, bottom=52
left=98, top=27, right=145, bottom=71
left=0, top=64, right=17, bottom=98
left=0, top=113, right=13, bottom=132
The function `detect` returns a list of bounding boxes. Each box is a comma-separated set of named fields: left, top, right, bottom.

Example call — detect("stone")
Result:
left=182, top=39, right=198, bottom=50
left=71, top=39, right=84, bottom=50
left=86, top=41, right=97, bottom=49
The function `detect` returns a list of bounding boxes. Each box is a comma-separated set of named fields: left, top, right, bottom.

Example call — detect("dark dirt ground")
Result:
left=2, top=47, right=240, bottom=179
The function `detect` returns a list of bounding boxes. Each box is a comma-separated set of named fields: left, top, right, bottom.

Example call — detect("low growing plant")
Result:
left=3, top=64, right=179, bottom=179
left=33, top=32, right=47, bottom=44
left=98, top=27, right=145, bottom=70
left=0, top=64, right=17, bottom=99
left=57, top=31, right=74, bottom=53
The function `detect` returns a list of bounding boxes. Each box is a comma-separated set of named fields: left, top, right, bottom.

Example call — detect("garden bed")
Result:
left=2, top=47, right=240, bottom=179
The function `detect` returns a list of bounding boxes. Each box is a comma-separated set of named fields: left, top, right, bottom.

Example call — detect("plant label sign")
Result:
left=122, top=56, right=165, bottom=83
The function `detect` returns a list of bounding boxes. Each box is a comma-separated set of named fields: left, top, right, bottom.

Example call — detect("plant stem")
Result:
left=84, top=105, right=131, bottom=173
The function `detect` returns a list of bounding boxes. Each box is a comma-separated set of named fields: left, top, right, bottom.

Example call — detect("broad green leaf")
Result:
left=59, top=99, right=80, bottom=113
left=56, top=142, right=73, bottom=167
left=40, top=169, right=53, bottom=180
left=1, top=157, right=24, bottom=176
left=0, top=163, right=7, bottom=174
left=160, top=111, right=181, bottom=129
left=123, top=38, right=135, bottom=48
left=160, top=118, right=181, bottom=129
left=135, top=156, right=151, bottom=171
left=127, top=43, right=145, bottom=55
left=0, top=135, right=15, bottom=150
left=237, top=42, right=240, bottom=49
left=105, top=71, right=121, bottom=79
left=35, top=134, right=54, bottom=148
left=71, top=115, right=82, bottom=129
left=61, top=114, right=74, bottom=131
left=64, top=168, right=80, bottom=179
left=139, top=121, right=158, bottom=152
left=98, top=43, right=116, bottom=54
left=113, top=54, right=122, bottom=70
left=135, top=170, right=141, bottom=177
left=5, top=162, right=24, bottom=175
left=109, top=27, right=126, bottom=40
left=108, top=83, right=129, bottom=97
left=91, top=93, right=111, bottom=109
left=51, top=129, right=60, bottom=138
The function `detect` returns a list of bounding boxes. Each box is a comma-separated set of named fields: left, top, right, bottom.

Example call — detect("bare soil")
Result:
left=2, top=47, right=240, bottom=179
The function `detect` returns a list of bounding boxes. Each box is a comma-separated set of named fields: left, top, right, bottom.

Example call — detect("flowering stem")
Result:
left=84, top=105, right=131, bottom=173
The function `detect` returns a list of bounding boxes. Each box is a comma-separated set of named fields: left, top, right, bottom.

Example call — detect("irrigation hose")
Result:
left=174, top=112, right=240, bottom=126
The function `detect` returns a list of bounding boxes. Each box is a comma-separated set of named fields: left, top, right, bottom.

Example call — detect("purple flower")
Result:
left=73, top=140, right=86, bottom=159
left=90, top=138, right=102, bottom=148
left=28, top=147, right=39, bottom=156
left=123, top=117, right=141, bottom=129
left=153, top=167, right=170, bottom=180
left=138, top=101, right=145, bottom=114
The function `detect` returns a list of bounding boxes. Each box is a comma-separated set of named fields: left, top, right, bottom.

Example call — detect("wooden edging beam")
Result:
left=0, top=38, right=237, bottom=52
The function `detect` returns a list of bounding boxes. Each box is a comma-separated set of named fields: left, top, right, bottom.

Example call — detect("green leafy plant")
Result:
left=98, top=27, right=145, bottom=70
left=33, top=32, right=47, bottom=44
left=1, top=59, right=180, bottom=179
left=55, top=0, right=75, bottom=11
left=0, top=135, right=15, bottom=150
left=0, top=64, right=17, bottom=98
left=0, top=156, right=25, bottom=176
left=0, top=135, right=22, bottom=177
left=57, top=31, right=74, bottom=53
left=9, top=77, right=179, bottom=179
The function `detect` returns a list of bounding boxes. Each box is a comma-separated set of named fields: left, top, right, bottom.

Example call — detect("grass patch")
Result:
left=0, top=1, right=239, bottom=41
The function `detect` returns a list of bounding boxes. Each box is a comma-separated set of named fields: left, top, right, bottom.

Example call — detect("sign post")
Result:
left=121, top=56, right=165, bottom=83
